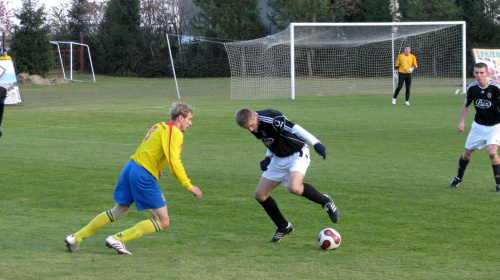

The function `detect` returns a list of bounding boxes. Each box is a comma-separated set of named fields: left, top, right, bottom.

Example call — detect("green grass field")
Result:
left=1, top=74, right=499, bottom=279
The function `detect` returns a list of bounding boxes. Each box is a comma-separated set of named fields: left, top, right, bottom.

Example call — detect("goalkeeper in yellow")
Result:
left=392, top=45, right=418, bottom=106
left=65, top=103, right=202, bottom=255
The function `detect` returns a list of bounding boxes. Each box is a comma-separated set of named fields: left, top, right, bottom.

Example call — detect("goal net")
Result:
left=224, top=22, right=466, bottom=100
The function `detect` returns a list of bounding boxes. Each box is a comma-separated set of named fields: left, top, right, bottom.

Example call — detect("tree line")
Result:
left=7, top=0, right=500, bottom=77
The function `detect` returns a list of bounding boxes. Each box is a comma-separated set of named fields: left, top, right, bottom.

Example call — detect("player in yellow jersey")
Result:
left=0, top=49, right=12, bottom=60
left=65, top=102, right=202, bottom=254
left=392, top=46, right=418, bottom=106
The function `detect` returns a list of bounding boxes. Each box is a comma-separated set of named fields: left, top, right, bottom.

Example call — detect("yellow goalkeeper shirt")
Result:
left=131, top=121, right=193, bottom=190
left=395, top=53, right=418, bottom=74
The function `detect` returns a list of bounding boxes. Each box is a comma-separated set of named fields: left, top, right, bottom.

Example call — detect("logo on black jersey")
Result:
left=475, top=99, right=492, bottom=109
left=488, top=92, right=492, bottom=99
left=273, top=119, right=284, bottom=131
left=261, top=138, right=274, bottom=147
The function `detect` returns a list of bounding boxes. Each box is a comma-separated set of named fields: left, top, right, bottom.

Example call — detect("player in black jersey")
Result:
left=450, top=63, right=500, bottom=192
left=235, top=108, right=339, bottom=242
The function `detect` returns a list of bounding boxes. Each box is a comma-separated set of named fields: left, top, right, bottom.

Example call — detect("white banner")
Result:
left=0, top=60, right=22, bottom=105
left=472, top=48, right=500, bottom=81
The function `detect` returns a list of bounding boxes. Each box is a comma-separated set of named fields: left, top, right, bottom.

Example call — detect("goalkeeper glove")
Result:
left=407, top=67, right=415, bottom=73
left=313, top=143, right=326, bottom=159
left=260, top=157, right=271, bottom=171
left=393, top=71, right=398, bottom=78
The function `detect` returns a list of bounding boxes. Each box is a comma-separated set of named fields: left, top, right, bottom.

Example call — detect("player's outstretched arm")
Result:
left=189, top=186, right=202, bottom=200
left=313, top=142, right=326, bottom=159
left=291, top=124, right=326, bottom=159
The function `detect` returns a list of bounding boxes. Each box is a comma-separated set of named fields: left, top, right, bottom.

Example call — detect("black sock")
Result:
left=457, top=157, right=469, bottom=179
left=258, top=196, right=288, bottom=229
left=302, top=183, right=328, bottom=206
left=492, top=164, right=500, bottom=185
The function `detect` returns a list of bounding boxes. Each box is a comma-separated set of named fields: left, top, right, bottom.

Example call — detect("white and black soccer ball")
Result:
left=318, top=228, right=341, bottom=250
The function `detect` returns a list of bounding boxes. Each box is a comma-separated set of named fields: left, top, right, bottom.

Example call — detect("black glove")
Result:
left=260, top=157, right=271, bottom=171
left=314, top=143, right=326, bottom=159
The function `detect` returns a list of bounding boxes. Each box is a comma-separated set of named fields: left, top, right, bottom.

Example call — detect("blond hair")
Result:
left=170, top=102, right=194, bottom=121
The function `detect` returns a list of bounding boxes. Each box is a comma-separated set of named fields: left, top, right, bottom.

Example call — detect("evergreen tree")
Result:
left=267, top=0, right=335, bottom=31
left=96, top=0, right=141, bottom=76
left=10, top=0, right=53, bottom=76
left=456, top=0, right=500, bottom=48
left=347, top=0, right=392, bottom=22
left=398, top=0, right=462, bottom=21
left=68, top=0, right=91, bottom=40
left=192, top=0, right=267, bottom=40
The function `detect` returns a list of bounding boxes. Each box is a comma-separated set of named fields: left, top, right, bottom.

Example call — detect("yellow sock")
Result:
left=74, top=209, right=115, bottom=243
left=113, top=218, right=162, bottom=243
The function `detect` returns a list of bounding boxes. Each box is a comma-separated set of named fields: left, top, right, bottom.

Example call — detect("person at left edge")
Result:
left=65, top=102, right=202, bottom=254
left=0, top=85, right=6, bottom=138
left=0, top=49, right=12, bottom=60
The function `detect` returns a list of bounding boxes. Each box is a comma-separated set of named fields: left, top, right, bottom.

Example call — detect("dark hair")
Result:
left=234, top=108, right=254, bottom=128
left=474, top=62, right=488, bottom=70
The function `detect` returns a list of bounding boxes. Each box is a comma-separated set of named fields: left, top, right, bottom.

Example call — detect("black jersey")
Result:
left=252, top=109, right=306, bottom=157
left=465, top=81, right=500, bottom=126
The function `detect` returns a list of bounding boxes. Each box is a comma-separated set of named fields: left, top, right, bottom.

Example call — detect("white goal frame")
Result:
left=50, top=41, right=96, bottom=82
left=289, top=22, right=466, bottom=100
left=224, top=21, right=466, bottom=100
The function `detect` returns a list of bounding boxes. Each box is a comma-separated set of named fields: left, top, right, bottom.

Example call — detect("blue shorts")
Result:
left=113, top=160, right=166, bottom=211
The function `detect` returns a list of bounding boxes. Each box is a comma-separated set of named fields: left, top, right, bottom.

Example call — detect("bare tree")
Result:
left=48, top=0, right=105, bottom=40
left=0, top=0, right=15, bottom=35
left=140, top=0, right=199, bottom=57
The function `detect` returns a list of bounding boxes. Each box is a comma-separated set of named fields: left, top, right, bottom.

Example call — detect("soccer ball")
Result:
left=318, top=228, right=341, bottom=250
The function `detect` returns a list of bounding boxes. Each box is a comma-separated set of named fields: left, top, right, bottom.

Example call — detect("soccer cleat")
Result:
left=65, top=235, right=80, bottom=252
left=323, top=194, right=339, bottom=223
left=392, top=98, right=396, bottom=105
left=105, top=236, right=132, bottom=255
left=405, top=101, right=410, bottom=106
left=496, top=185, right=500, bottom=192
left=449, top=176, right=463, bottom=188
left=269, top=222, right=294, bottom=243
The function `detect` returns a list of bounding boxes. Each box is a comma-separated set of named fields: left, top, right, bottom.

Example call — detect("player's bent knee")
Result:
left=158, top=219, right=170, bottom=229
left=253, top=193, right=268, bottom=202
left=488, top=152, right=498, bottom=160
left=286, top=184, right=303, bottom=195
left=112, top=206, right=128, bottom=220
left=287, top=187, right=302, bottom=195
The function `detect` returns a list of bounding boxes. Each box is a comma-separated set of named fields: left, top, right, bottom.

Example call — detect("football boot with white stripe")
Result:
left=323, top=194, right=339, bottom=223
left=449, top=176, right=463, bottom=188
left=269, top=222, right=294, bottom=243
left=105, top=236, right=132, bottom=255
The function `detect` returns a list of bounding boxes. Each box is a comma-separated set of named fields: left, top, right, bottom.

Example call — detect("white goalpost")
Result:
left=224, top=21, right=466, bottom=100
left=50, top=41, right=96, bottom=82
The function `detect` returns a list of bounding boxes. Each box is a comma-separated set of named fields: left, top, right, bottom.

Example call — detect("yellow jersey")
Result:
left=395, top=53, right=418, bottom=74
left=131, top=121, right=193, bottom=190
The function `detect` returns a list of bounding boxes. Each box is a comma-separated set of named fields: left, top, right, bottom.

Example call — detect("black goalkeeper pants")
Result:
left=393, top=73, right=412, bottom=101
